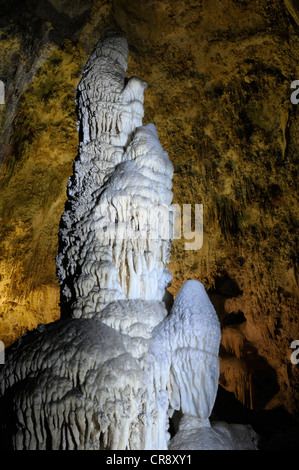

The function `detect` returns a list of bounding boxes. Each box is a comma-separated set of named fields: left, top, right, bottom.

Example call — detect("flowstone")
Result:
left=0, top=31, right=257, bottom=450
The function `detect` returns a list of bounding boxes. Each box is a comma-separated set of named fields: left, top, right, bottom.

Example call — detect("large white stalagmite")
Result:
left=0, top=31, right=257, bottom=450
left=56, top=31, right=173, bottom=318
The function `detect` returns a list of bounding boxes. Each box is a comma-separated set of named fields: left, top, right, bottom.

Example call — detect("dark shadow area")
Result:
left=210, top=271, right=243, bottom=298
left=212, top=385, right=299, bottom=450
left=219, top=339, right=280, bottom=411
left=208, top=270, right=243, bottom=321
left=0, top=0, right=92, bottom=48
left=247, top=348, right=280, bottom=410
left=223, top=310, right=246, bottom=326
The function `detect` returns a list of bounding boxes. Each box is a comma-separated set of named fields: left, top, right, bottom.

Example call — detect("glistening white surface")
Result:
left=56, top=31, right=174, bottom=318
left=0, top=31, right=258, bottom=451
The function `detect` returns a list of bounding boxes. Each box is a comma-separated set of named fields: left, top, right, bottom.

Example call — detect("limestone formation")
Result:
left=0, top=31, right=257, bottom=451
left=56, top=31, right=173, bottom=318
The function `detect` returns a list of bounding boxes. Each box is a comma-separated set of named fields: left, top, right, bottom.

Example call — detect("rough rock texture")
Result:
left=0, top=279, right=225, bottom=450
left=0, top=31, right=227, bottom=451
left=0, top=310, right=170, bottom=450
left=56, top=32, right=173, bottom=317
left=0, top=31, right=245, bottom=451
left=0, top=0, right=298, bottom=436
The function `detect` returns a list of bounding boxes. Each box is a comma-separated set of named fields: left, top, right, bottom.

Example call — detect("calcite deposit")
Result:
left=0, top=30, right=258, bottom=451
left=56, top=31, right=173, bottom=317
left=0, top=2, right=298, bottom=429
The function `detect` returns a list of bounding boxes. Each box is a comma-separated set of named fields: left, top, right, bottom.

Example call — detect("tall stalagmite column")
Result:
left=56, top=31, right=173, bottom=319
left=0, top=31, right=227, bottom=451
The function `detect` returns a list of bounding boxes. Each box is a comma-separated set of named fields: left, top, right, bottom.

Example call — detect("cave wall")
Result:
left=0, top=0, right=298, bottom=417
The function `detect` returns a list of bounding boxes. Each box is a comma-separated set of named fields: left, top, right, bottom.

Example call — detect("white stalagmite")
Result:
left=56, top=31, right=173, bottom=318
left=0, top=31, right=258, bottom=451
left=150, top=280, right=221, bottom=422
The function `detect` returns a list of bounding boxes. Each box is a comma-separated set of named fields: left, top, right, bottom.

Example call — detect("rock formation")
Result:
left=0, top=30, right=231, bottom=451
left=0, top=29, right=259, bottom=451
left=56, top=31, right=173, bottom=318
left=0, top=2, right=298, bottom=430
